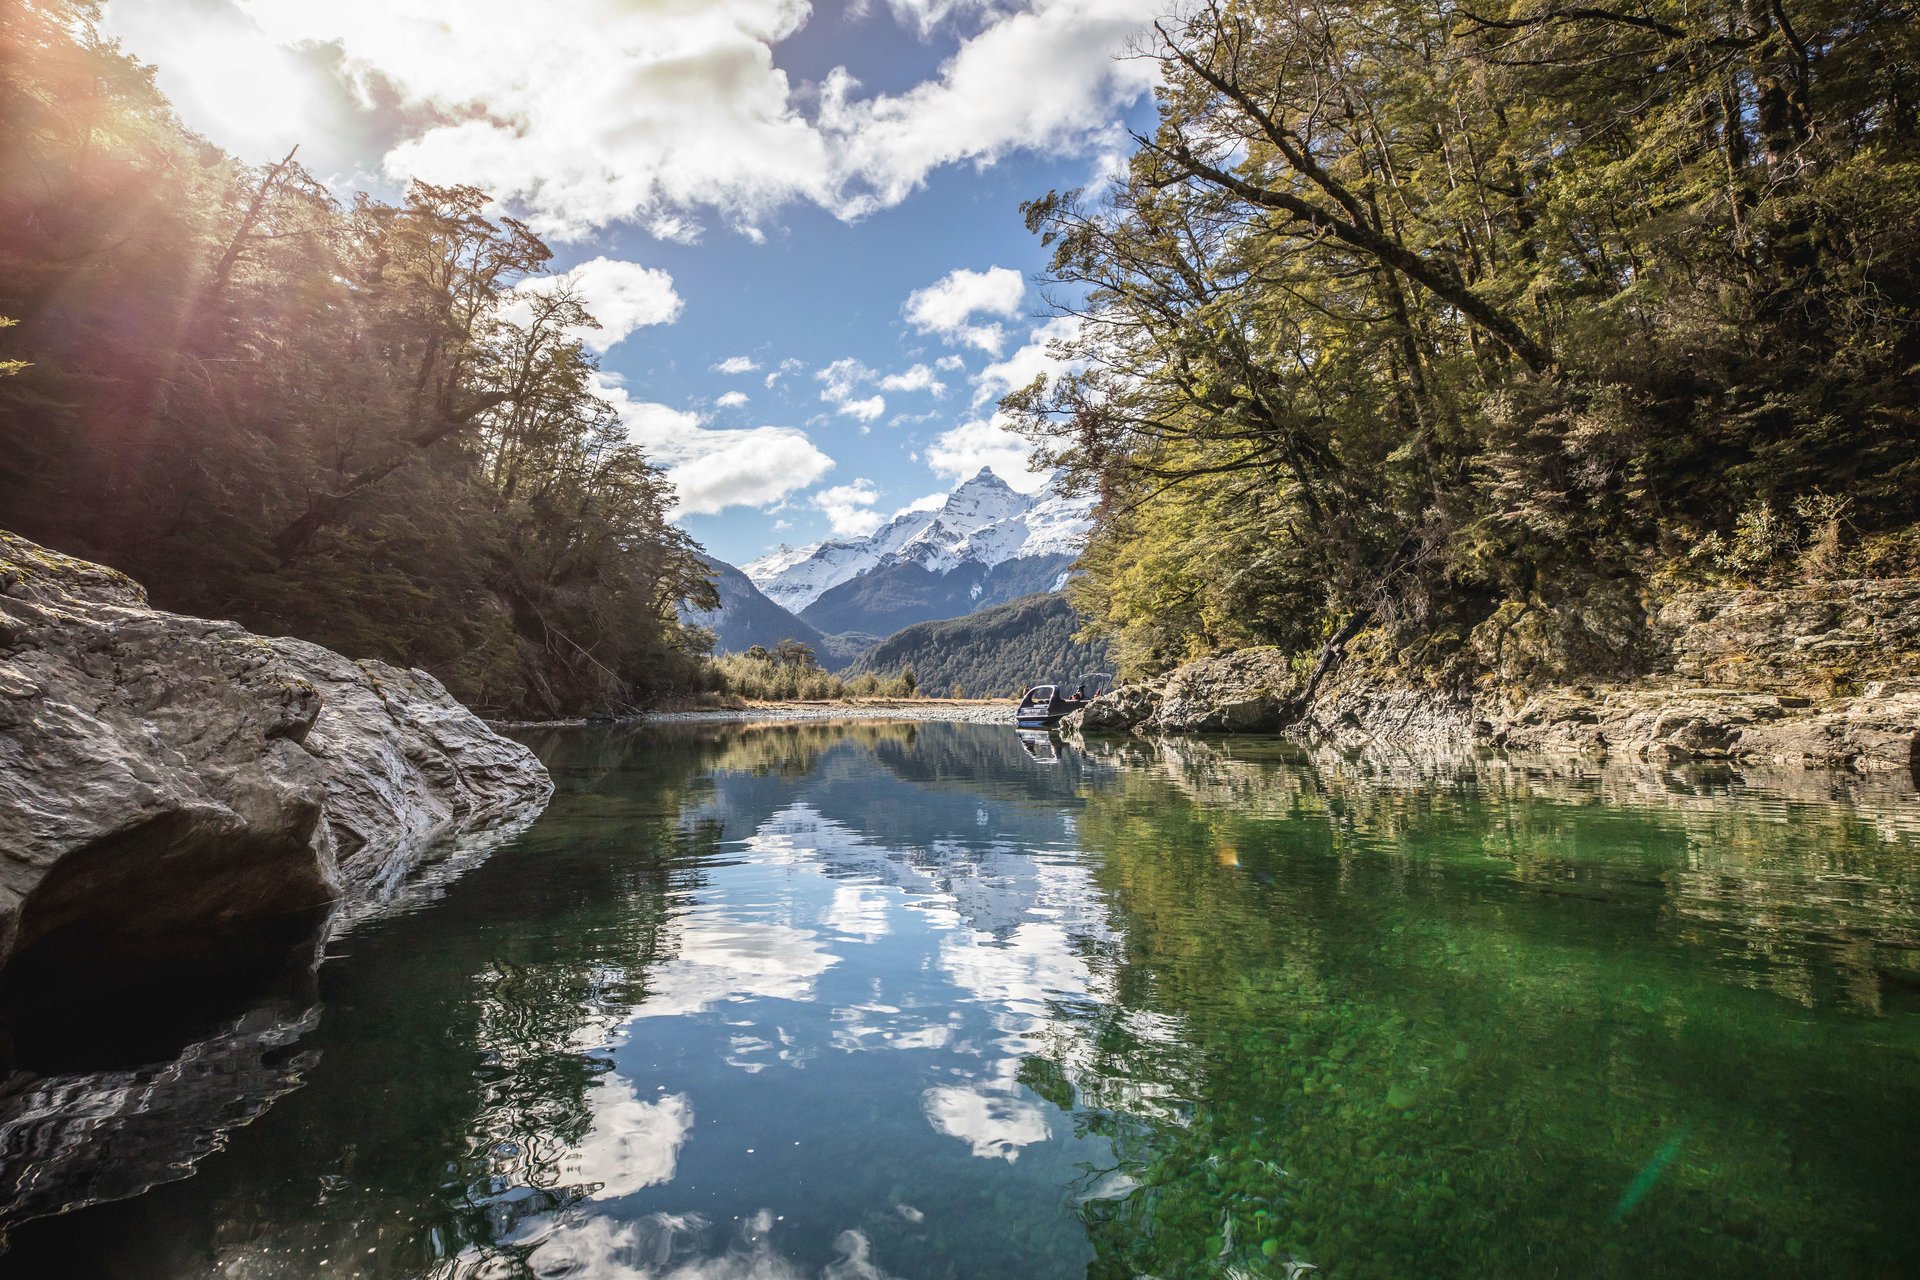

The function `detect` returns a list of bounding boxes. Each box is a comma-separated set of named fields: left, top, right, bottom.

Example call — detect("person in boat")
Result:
left=1067, top=684, right=1087, bottom=703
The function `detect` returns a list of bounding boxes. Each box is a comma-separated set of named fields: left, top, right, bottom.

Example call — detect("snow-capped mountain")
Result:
left=744, top=469, right=1094, bottom=614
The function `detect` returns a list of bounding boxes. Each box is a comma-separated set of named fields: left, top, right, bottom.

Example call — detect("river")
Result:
left=3, top=719, right=1917, bottom=1277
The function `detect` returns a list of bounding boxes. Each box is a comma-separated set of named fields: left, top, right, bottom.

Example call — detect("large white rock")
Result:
left=0, top=530, right=551, bottom=979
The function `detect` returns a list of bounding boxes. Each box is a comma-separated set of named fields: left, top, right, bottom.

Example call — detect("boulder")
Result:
left=1070, top=682, right=1163, bottom=734
left=1146, top=648, right=1296, bottom=734
left=0, top=530, right=551, bottom=988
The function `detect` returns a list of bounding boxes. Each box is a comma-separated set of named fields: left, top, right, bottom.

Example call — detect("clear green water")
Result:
left=5, top=721, right=1919, bottom=1278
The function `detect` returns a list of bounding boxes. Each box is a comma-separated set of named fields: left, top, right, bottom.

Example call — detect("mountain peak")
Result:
left=744, top=470, right=1092, bottom=614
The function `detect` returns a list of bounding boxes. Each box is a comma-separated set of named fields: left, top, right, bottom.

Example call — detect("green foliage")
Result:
left=1010, top=0, right=1920, bottom=687
left=850, top=593, right=1112, bottom=697
left=0, top=1, right=714, bottom=717
left=709, top=644, right=920, bottom=701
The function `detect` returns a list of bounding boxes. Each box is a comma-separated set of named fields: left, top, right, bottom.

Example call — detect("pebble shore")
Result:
left=645, top=701, right=1017, bottom=725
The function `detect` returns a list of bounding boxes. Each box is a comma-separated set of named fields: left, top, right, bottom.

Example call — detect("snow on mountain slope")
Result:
left=744, top=469, right=1094, bottom=612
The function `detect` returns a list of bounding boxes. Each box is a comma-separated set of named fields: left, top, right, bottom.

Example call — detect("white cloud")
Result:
left=515, top=256, right=682, bottom=353
left=904, top=266, right=1026, bottom=353
left=813, top=480, right=884, bottom=537
left=821, top=0, right=1161, bottom=218
left=816, top=357, right=876, bottom=403
left=715, top=390, right=750, bottom=408
left=935, top=354, right=967, bottom=371
left=872, top=0, right=1002, bottom=39
left=714, top=355, right=760, bottom=375
left=878, top=363, right=945, bottom=395
left=648, top=213, right=702, bottom=244
left=926, top=417, right=1049, bottom=491
left=595, top=376, right=833, bottom=516
left=117, top=1, right=1160, bottom=239
left=765, top=356, right=805, bottom=388
left=898, top=491, right=949, bottom=516
left=814, top=358, right=888, bottom=422
left=972, top=314, right=1081, bottom=407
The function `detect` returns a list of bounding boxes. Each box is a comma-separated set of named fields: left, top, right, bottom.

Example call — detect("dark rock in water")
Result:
left=0, top=529, right=551, bottom=986
left=1071, top=683, right=1161, bottom=734
left=0, top=530, right=553, bottom=1236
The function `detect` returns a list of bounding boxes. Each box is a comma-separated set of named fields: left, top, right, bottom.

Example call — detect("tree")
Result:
left=1009, top=0, right=1920, bottom=684
left=0, top=0, right=719, bottom=717
left=772, top=638, right=818, bottom=668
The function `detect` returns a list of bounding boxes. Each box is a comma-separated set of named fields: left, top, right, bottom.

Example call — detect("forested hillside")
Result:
left=0, top=1, right=713, bottom=717
left=1012, top=0, right=1920, bottom=686
left=849, top=593, right=1111, bottom=698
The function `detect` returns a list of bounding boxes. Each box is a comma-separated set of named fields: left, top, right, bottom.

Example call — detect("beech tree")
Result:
left=1011, top=0, right=1920, bottom=682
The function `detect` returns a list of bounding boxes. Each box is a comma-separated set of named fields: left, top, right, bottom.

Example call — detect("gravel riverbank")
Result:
left=648, top=700, right=1018, bottom=724
left=493, top=700, right=1022, bottom=729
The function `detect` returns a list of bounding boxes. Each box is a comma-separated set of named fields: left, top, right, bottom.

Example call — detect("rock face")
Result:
left=1488, top=682, right=1920, bottom=772
left=0, top=530, right=552, bottom=986
left=1659, top=580, right=1920, bottom=691
left=1066, top=580, right=1920, bottom=777
left=1147, top=648, right=1296, bottom=733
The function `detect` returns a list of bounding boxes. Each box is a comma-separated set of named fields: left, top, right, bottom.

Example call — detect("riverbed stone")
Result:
left=0, top=530, right=551, bottom=981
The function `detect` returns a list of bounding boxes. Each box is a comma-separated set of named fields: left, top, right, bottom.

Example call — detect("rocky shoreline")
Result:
left=0, top=531, right=555, bottom=1237
left=0, top=531, right=554, bottom=990
left=1068, top=581, right=1920, bottom=778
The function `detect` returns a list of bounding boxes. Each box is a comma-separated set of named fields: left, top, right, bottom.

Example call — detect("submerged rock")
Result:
left=0, top=529, right=552, bottom=987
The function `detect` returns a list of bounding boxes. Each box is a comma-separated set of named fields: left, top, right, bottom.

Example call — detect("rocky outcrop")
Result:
left=1067, top=648, right=1297, bottom=735
left=1065, top=580, right=1920, bottom=778
left=1659, top=580, right=1920, bottom=692
left=0, top=530, right=552, bottom=986
left=1489, top=682, right=1920, bottom=772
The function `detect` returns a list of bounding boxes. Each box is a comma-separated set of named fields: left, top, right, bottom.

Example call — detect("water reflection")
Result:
left=1, top=719, right=1915, bottom=1279
left=0, top=800, right=547, bottom=1245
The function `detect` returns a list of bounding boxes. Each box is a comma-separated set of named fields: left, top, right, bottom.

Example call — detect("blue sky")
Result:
left=104, top=0, right=1164, bottom=567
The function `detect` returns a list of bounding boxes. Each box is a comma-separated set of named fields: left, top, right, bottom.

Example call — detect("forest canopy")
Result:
left=0, top=0, right=715, bottom=717
left=1010, top=0, right=1920, bottom=684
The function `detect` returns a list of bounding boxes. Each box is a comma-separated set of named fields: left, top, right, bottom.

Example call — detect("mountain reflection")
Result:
left=1, top=720, right=1915, bottom=1278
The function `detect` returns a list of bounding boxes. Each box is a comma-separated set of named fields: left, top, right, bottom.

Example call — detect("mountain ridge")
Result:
left=680, top=555, right=869, bottom=669
left=742, top=468, right=1093, bottom=617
